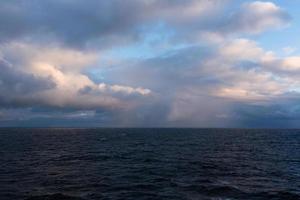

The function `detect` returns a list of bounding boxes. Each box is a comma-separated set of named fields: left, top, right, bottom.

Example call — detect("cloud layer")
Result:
left=0, top=0, right=299, bottom=127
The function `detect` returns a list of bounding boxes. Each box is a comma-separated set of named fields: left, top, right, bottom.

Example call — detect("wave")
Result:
left=26, top=193, right=85, bottom=200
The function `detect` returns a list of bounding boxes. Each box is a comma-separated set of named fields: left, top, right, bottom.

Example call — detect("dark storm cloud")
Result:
left=0, top=0, right=147, bottom=48
left=232, top=97, right=300, bottom=128
left=0, top=0, right=230, bottom=48
left=0, top=0, right=195, bottom=47
left=0, top=60, right=55, bottom=107
left=0, top=0, right=291, bottom=48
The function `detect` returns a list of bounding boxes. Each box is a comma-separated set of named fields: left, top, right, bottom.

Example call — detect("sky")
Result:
left=1, top=0, right=300, bottom=127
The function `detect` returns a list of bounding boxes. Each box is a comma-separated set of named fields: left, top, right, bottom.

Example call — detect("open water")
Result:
left=0, top=128, right=299, bottom=200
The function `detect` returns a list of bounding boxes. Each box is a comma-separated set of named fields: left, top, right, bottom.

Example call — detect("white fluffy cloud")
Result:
left=209, top=39, right=298, bottom=101
left=0, top=42, right=151, bottom=110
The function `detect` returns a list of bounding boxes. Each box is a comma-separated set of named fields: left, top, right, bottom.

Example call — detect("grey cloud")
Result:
left=0, top=0, right=148, bottom=48
left=0, top=0, right=248, bottom=48
left=222, top=1, right=291, bottom=35
left=98, top=40, right=300, bottom=126
left=0, top=107, right=106, bottom=127
left=232, top=98, right=300, bottom=128
left=103, top=45, right=217, bottom=92
left=0, top=0, right=290, bottom=49
left=0, top=60, right=55, bottom=107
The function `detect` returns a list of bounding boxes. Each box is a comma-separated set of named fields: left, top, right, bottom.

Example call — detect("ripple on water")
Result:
left=0, top=128, right=299, bottom=200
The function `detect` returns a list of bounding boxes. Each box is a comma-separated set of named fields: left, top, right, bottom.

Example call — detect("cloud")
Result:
left=223, top=1, right=291, bottom=35
left=0, top=59, right=55, bottom=107
left=101, top=36, right=300, bottom=125
left=79, top=83, right=151, bottom=96
left=2, top=1, right=289, bottom=48
left=219, top=39, right=265, bottom=61
left=0, top=0, right=227, bottom=49
left=0, top=42, right=151, bottom=110
left=0, top=0, right=298, bottom=127
left=166, top=1, right=291, bottom=43
left=272, top=57, right=300, bottom=74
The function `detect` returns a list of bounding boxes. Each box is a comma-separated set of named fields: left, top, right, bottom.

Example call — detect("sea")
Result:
left=0, top=128, right=299, bottom=200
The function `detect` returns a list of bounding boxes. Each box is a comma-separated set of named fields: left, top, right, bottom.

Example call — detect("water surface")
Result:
left=0, top=128, right=299, bottom=199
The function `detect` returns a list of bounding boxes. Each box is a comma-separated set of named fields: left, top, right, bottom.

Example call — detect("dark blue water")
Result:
left=0, top=128, right=299, bottom=200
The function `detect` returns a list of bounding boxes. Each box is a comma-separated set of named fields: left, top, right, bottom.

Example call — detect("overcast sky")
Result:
left=1, top=0, right=300, bottom=127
